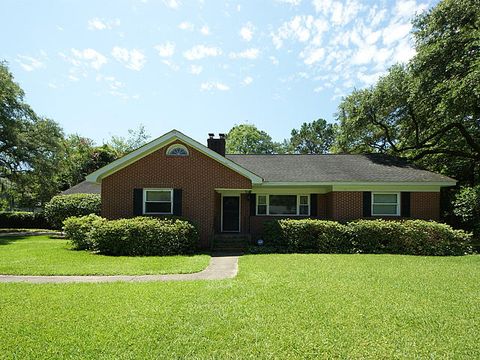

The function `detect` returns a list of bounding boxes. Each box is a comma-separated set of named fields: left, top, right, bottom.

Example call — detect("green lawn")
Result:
left=0, top=253, right=478, bottom=358
left=0, top=235, right=210, bottom=275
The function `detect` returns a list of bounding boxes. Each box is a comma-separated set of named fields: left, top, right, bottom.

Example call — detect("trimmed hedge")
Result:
left=91, top=217, right=199, bottom=256
left=262, top=219, right=472, bottom=256
left=0, top=212, right=49, bottom=229
left=63, top=214, right=106, bottom=250
left=45, top=194, right=101, bottom=229
left=63, top=216, right=199, bottom=256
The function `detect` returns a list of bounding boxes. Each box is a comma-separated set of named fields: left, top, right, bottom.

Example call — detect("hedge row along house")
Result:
left=79, top=130, right=456, bottom=249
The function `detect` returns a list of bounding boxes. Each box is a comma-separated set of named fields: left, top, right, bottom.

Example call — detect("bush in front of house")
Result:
left=453, top=185, right=480, bottom=245
left=44, top=194, right=101, bottom=229
left=89, top=217, right=199, bottom=256
left=63, top=214, right=106, bottom=250
left=261, top=218, right=472, bottom=256
left=270, top=219, right=353, bottom=253
left=0, top=211, right=49, bottom=229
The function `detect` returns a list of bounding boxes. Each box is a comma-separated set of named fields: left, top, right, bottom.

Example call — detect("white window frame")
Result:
left=256, top=194, right=310, bottom=216
left=166, top=144, right=189, bottom=156
left=143, top=188, right=173, bottom=215
left=371, top=192, right=400, bottom=216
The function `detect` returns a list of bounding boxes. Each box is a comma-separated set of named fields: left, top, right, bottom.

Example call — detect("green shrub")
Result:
left=0, top=211, right=49, bottom=229
left=63, top=214, right=106, bottom=250
left=262, top=218, right=472, bottom=256
left=44, top=194, right=101, bottom=229
left=263, top=219, right=352, bottom=253
left=90, top=217, right=199, bottom=256
left=453, top=186, right=480, bottom=243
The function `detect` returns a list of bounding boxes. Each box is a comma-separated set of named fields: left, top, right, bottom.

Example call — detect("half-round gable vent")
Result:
left=166, top=144, right=189, bottom=156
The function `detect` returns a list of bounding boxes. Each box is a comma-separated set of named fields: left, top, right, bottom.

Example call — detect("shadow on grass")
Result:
left=0, top=236, right=29, bottom=246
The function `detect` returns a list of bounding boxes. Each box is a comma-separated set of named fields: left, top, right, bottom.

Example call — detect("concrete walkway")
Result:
left=0, top=254, right=239, bottom=284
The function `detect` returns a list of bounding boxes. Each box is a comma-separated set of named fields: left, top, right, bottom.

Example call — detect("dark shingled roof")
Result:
left=226, top=154, right=455, bottom=183
left=61, top=180, right=101, bottom=195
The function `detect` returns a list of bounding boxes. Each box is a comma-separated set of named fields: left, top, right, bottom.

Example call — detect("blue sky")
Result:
left=1, top=0, right=436, bottom=145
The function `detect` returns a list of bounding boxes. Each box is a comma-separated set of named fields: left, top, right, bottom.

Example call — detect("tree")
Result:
left=334, top=0, right=480, bottom=185
left=288, top=119, right=335, bottom=154
left=108, top=124, right=150, bottom=157
left=0, top=62, right=65, bottom=207
left=226, top=124, right=283, bottom=154
left=59, top=135, right=117, bottom=189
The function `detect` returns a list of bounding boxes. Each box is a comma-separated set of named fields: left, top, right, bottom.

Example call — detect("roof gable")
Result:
left=86, top=130, right=263, bottom=184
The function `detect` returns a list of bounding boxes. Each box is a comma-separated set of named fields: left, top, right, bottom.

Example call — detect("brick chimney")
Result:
left=207, top=133, right=226, bottom=156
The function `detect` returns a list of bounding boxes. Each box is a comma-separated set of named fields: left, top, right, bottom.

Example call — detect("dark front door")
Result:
left=222, top=196, right=240, bottom=232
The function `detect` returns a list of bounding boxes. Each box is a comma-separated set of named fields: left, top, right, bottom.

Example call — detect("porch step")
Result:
left=213, top=234, right=250, bottom=253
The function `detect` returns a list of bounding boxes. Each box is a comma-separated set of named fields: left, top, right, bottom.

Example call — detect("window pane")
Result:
left=372, top=204, right=397, bottom=215
left=257, top=204, right=267, bottom=215
left=299, top=205, right=309, bottom=215
left=299, top=195, right=309, bottom=205
left=269, top=195, right=297, bottom=215
left=258, top=195, right=267, bottom=205
left=146, top=191, right=171, bottom=202
left=373, top=193, right=397, bottom=204
left=145, top=202, right=171, bottom=213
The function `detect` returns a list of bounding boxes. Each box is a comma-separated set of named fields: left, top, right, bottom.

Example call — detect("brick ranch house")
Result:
left=82, top=129, right=456, bottom=248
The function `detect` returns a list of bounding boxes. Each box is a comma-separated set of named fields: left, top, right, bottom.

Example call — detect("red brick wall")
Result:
left=330, top=192, right=363, bottom=221
left=101, top=141, right=252, bottom=247
left=410, top=192, right=440, bottom=220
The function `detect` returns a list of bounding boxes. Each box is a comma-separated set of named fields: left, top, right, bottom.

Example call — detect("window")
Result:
left=143, top=189, right=173, bottom=214
left=257, top=195, right=267, bottom=215
left=299, top=195, right=309, bottom=215
left=166, top=144, right=189, bottom=156
left=256, top=194, right=310, bottom=216
left=372, top=193, right=400, bottom=216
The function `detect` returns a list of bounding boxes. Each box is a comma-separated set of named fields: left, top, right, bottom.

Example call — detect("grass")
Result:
left=0, top=253, right=478, bottom=358
left=0, top=235, right=210, bottom=275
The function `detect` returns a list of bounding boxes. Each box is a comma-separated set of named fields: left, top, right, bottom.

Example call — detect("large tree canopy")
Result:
left=0, top=62, right=65, bottom=206
left=334, top=0, right=480, bottom=184
left=226, top=124, right=282, bottom=154
left=288, top=119, right=335, bottom=154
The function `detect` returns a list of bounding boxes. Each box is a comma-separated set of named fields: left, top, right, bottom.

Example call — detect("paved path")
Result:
left=0, top=254, right=239, bottom=283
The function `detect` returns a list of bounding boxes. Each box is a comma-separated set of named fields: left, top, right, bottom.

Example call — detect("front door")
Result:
left=222, top=196, right=240, bottom=232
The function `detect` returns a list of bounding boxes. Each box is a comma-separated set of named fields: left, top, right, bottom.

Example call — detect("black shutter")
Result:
left=363, top=191, right=372, bottom=217
left=401, top=192, right=411, bottom=217
left=310, top=194, right=318, bottom=217
left=133, top=188, right=143, bottom=216
left=173, top=189, right=182, bottom=216
left=249, top=193, right=256, bottom=216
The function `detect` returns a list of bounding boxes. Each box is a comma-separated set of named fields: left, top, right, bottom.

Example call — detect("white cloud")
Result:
left=16, top=54, right=45, bottom=72
left=276, top=0, right=302, bottom=5
left=178, top=21, right=194, bottom=31
left=242, top=76, right=253, bottom=86
left=271, top=15, right=327, bottom=49
left=163, top=0, right=181, bottom=9
left=392, top=38, right=416, bottom=63
left=162, top=60, right=180, bottom=71
left=96, top=74, right=124, bottom=90
left=200, top=25, right=210, bottom=35
left=270, top=56, right=279, bottom=65
left=183, top=45, right=222, bottom=60
left=154, top=42, right=175, bottom=57
left=357, top=70, right=385, bottom=86
left=313, top=0, right=362, bottom=26
left=111, top=47, right=146, bottom=71
left=200, top=81, right=230, bottom=91
left=301, top=47, right=325, bottom=65
left=69, top=48, right=107, bottom=70
left=189, top=64, right=203, bottom=75
left=240, top=22, right=254, bottom=42
left=229, top=48, right=260, bottom=60
left=87, top=18, right=120, bottom=31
